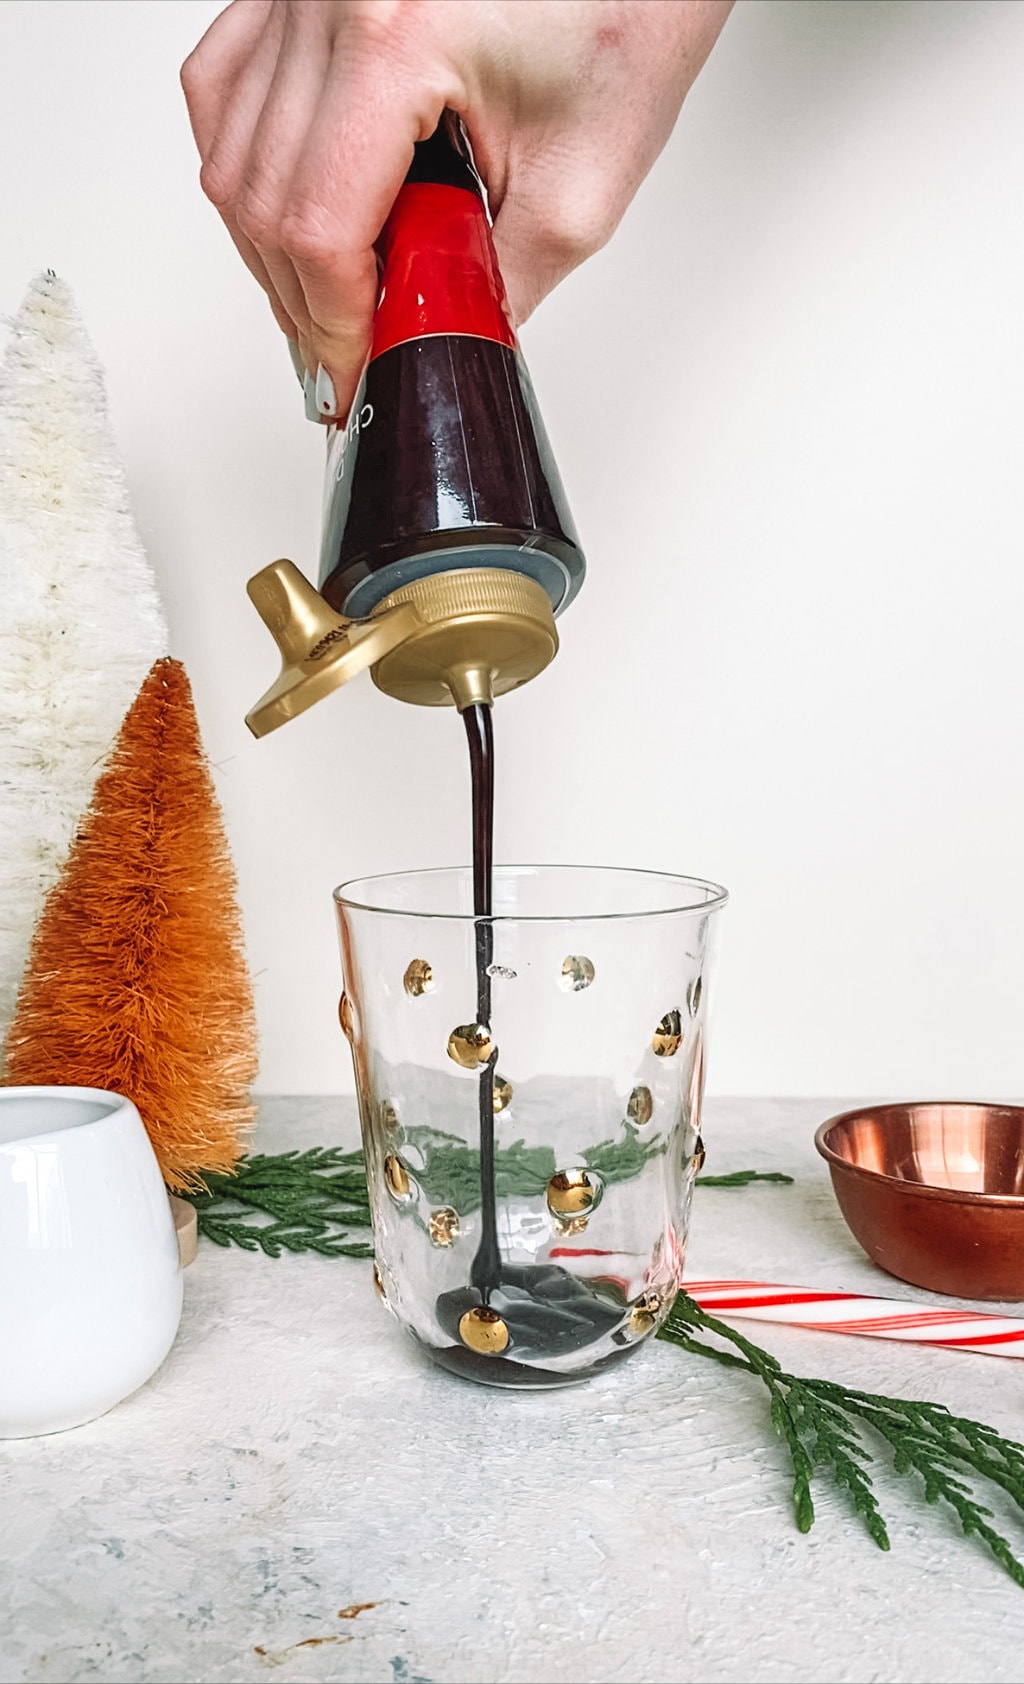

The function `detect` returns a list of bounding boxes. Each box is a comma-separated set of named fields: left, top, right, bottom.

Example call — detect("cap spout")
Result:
left=244, top=560, right=421, bottom=736
left=443, top=664, right=495, bottom=711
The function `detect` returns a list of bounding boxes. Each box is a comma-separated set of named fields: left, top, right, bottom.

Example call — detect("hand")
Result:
left=181, top=0, right=732, bottom=421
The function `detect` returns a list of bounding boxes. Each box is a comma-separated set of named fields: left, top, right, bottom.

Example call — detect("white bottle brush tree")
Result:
left=0, top=271, right=167, bottom=1047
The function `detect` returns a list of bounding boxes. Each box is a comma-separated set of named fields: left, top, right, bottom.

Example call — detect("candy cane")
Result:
left=683, top=1279, right=1024, bottom=1359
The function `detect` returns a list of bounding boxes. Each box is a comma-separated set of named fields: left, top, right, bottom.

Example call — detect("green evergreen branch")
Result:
left=180, top=1144, right=795, bottom=1254
left=406, top=1128, right=559, bottom=1212
left=695, top=1169, right=794, bottom=1187
left=802, top=1383, right=1024, bottom=1587
left=182, top=1147, right=374, bottom=1256
left=398, top=1125, right=681, bottom=1213
left=657, top=1293, right=1024, bottom=1586
left=199, top=1214, right=374, bottom=1260
left=584, top=1131, right=668, bottom=1181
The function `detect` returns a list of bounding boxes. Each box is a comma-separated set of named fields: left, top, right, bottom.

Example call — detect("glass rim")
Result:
left=333, top=863, right=729, bottom=924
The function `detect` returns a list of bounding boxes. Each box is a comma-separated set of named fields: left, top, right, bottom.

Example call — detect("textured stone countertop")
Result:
left=4, top=1097, right=1024, bottom=1684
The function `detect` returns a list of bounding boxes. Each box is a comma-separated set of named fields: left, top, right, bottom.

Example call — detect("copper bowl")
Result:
left=815, top=1102, right=1024, bottom=1300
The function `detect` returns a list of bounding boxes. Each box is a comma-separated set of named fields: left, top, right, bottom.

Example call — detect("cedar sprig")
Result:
left=186, top=1147, right=374, bottom=1259
left=183, top=1140, right=787, bottom=1248
left=658, top=1292, right=1024, bottom=1585
left=404, top=1126, right=669, bottom=1214
left=695, top=1169, right=794, bottom=1187
left=808, top=1381, right=1024, bottom=1587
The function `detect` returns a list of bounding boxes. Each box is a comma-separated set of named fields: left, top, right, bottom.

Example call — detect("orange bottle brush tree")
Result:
left=3, top=657, right=257, bottom=1190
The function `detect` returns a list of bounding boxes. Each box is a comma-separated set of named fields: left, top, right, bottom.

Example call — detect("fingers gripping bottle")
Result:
left=245, top=110, right=585, bottom=732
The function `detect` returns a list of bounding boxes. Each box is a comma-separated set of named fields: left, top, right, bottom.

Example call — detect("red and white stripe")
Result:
left=683, top=1279, right=1024, bottom=1359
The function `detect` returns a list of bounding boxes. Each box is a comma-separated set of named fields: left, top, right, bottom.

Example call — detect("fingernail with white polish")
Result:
left=303, top=371, right=320, bottom=423
left=315, top=364, right=337, bottom=418
left=287, top=339, right=306, bottom=387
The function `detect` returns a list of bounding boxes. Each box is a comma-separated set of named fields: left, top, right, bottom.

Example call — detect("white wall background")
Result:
left=1, top=0, right=1022, bottom=1098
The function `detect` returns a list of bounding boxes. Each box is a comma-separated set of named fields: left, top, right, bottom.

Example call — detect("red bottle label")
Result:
left=371, top=183, right=517, bottom=361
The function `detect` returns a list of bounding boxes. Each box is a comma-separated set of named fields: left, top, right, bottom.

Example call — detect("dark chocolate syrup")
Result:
left=463, top=701, right=501, bottom=1299
left=432, top=703, right=628, bottom=1386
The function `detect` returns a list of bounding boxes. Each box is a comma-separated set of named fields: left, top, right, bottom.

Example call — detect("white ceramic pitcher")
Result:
left=0, top=1085, right=183, bottom=1437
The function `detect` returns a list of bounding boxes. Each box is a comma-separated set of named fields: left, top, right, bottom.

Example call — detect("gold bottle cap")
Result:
left=245, top=562, right=558, bottom=735
left=370, top=568, right=558, bottom=710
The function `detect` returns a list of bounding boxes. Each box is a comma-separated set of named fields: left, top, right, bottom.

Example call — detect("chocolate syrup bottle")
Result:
left=318, top=111, right=585, bottom=622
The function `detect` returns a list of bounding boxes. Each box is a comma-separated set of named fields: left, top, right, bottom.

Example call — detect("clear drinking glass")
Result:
left=335, top=865, right=727, bottom=1388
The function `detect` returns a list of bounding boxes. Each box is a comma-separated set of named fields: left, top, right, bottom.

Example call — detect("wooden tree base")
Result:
left=169, top=1193, right=197, bottom=1268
